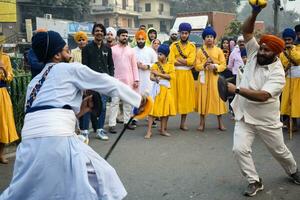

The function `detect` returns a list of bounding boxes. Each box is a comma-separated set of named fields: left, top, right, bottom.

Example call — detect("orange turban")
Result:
left=74, top=31, right=88, bottom=42
left=135, top=30, right=147, bottom=40
left=259, top=34, right=285, bottom=55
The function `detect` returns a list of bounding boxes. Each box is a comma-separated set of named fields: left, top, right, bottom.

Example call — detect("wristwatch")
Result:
left=235, top=86, right=240, bottom=94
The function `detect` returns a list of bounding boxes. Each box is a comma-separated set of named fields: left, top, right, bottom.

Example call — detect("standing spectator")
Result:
left=146, top=28, right=158, bottom=47
left=163, top=29, right=178, bottom=46
left=151, top=39, right=161, bottom=54
left=134, top=30, right=158, bottom=95
left=27, top=28, right=48, bottom=79
left=168, top=23, right=196, bottom=131
left=279, top=28, right=300, bottom=132
left=130, top=25, right=146, bottom=47
left=294, top=24, right=300, bottom=47
left=70, top=31, right=88, bottom=63
left=106, top=27, right=117, bottom=47
left=195, top=26, right=227, bottom=131
left=227, top=35, right=246, bottom=117
left=109, top=29, right=139, bottom=133
left=145, top=44, right=176, bottom=138
left=81, top=23, right=114, bottom=140
left=0, top=49, right=19, bottom=164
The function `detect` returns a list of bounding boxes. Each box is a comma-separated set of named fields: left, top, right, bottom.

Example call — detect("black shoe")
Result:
left=291, top=171, right=300, bottom=185
left=116, top=118, right=124, bottom=124
left=131, top=120, right=137, bottom=128
left=109, top=126, right=117, bottom=134
left=152, top=121, right=158, bottom=128
left=244, top=178, right=264, bottom=197
left=125, top=123, right=135, bottom=130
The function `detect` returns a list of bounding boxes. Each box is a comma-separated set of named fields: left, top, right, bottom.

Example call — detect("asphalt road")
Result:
left=1, top=113, right=300, bottom=200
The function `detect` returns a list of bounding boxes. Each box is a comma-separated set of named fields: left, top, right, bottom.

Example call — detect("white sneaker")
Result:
left=96, top=129, right=109, bottom=141
left=79, top=130, right=89, bottom=144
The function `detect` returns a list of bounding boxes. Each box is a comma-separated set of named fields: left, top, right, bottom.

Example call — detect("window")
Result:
left=102, top=0, right=108, bottom=6
left=128, top=19, right=132, bottom=28
left=104, top=18, right=109, bottom=27
left=160, top=21, right=167, bottom=32
left=122, top=0, right=127, bottom=9
left=145, top=3, right=151, bottom=12
left=159, top=3, right=164, bottom=14
left=148, top=24, right=153, bottom=28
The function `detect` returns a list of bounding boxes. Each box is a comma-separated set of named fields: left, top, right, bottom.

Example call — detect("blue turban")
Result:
left=32, top=31, right=66, bottom=63
left=202, top=26, right=217, bottom=39
left=158, top=44, right=170, bottom=56
left=282, top=28, right=296, bottom=40
left=179, top=23, right=192, bottom=32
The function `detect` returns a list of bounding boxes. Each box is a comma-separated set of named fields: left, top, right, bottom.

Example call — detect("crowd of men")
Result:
left=1, top=4, right=300, bottom=198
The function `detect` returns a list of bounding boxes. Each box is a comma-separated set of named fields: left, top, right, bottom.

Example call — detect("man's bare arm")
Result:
left=242, top=10, right=260, bottom=43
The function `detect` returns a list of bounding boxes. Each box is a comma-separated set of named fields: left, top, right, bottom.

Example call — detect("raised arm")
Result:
left=242, top=9, right=260, bottom=43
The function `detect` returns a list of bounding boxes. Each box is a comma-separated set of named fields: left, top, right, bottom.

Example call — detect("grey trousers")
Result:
left=232, top=120, right=298, bottom=183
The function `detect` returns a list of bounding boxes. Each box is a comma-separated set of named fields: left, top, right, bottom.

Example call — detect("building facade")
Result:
left=137, top=0, right=173, bottom=33
left=90, top=0, right=140, bottom=28
left=0, top=0, right=17, bottom=43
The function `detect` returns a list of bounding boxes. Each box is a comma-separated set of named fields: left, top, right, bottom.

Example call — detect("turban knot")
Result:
left=158, top=44, right=170, bottom=56
left=32, top=31, right=66, bottom=63
left=135, top=30, right=147, bottom=40
left=202, top=26, right=217, bottom=39
left=179, top=23, right=192, bottom=32
left=74, top=31, right=88, bottom=42
left=259, top=34, right=285, bottom=55
left=282, top=28, right=296, bottom=41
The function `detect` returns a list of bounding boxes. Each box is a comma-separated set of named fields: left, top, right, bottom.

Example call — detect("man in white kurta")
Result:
left=228, top=8, right=300, bottom=197
left=133, top=30, right=157, bottom=95
left=0, top=30, right=144, bottom=200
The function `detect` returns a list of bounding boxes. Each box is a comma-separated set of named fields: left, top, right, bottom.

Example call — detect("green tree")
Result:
left=224, top=20, right=242, bottom=37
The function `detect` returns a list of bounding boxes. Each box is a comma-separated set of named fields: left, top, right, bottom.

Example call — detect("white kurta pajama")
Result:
left=0, top=62, right=142, bottom=200
left=133, top=46, right=157, bottom=95
left=231, top=38, right=298, bottom=184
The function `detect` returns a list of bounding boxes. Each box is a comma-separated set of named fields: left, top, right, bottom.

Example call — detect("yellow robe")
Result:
left=194, top=45, right=227, bottom=115
left=168, top=41, right=196, bottom=114
left=150, top=62, right=176, bottom=117
left=0, top=54, right=19, bottom=144
left=279, top=45, right=300, bottom=117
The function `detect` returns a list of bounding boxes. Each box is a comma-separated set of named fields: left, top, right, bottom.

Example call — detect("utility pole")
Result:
left=274, top=0, right=280, bottom=35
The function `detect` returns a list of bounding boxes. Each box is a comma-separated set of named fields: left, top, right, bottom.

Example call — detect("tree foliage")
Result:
left=171, top=0, right=239, bottom=15
left=224, top=20, right=242, bottom=38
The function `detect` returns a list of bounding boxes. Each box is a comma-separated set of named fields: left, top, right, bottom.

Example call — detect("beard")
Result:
left=171, top=36, right=177, bottom=41
left=137, top=42, right=145, bottom=49
left=257, top=53, right=275, bottom=65
left=119, top=39, right=127, bottom=45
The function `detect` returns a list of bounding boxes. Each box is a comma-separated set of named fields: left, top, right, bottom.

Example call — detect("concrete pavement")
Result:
left=1, top=113, right=300, bottom=199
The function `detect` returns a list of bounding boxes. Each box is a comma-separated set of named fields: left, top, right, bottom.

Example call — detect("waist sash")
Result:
left=287, top=66, right=300, bottom=78
left=0, top=80, right=7, bottom=88
left=22, top=108, right=76, bottom=139
left=175, top=66, right=190, bottom=71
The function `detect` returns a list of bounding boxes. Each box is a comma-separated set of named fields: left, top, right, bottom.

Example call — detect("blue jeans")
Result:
left=82, top=95, right=107, bottom=130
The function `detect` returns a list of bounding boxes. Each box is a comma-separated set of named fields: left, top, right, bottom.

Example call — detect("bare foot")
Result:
left=160, top=132, right=171, bottom=137
left=180, top=125, right=189, bottom=131
left=197, top=124, right=205, bottom=131
left=218, top=126, right=227, bottom=131
left=144, top=132, right=152, bottom=139
left=0, top=157, right=8, bottom=164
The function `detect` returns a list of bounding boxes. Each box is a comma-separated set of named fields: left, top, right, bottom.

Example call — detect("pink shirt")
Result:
left=112, top=44, right=139, bottom=88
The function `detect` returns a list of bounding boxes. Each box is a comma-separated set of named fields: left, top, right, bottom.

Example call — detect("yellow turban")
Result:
left=135, top=30, right=147, bottom=40
left=74, top=31, right=88, bottom=42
